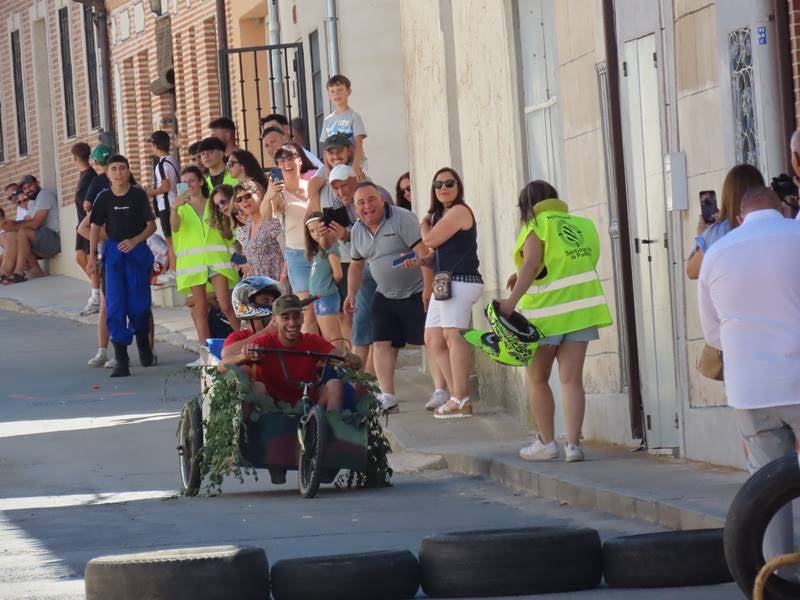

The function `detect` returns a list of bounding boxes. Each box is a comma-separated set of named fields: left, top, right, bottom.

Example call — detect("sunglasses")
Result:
left=433, top=179, right=457, bottom=190
left=401, top=186, right=411, bottom=194
left=227, top=160, right=240, bottom=168
left=214, top=198, right=229, bottom=206
left=236, top=193, right=254, bottom=202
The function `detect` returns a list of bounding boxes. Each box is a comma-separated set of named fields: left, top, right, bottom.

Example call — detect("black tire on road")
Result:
left=271, top=549, right=419, bottom=600
left=85, top=545, right=268, bottom=600
left=298, top=404, right=327, bottom=498
left=419, top=527, right=602, bottom=597
left=177, top=401, right=203, bottom=495
left=724, top=453, right=800, bottom=600
left=602, top=529, right=732, bottom=588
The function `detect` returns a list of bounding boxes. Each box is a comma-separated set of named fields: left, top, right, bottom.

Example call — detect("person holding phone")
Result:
left=686, top=164, right=764, bottom=280
left=305, top=212, right=346, bottom=348
left=264, top=144, right=319, bottom=334
left=170, top=165, right=240, bottom=366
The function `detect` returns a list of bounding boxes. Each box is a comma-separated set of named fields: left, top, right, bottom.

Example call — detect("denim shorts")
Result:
left=314, top=292, right=341, bottom=316
left=539, top=326, right=600, bottom=346
left=352, top=267, right=377, bottom=346
left=284, top=247, right=311, bottom=292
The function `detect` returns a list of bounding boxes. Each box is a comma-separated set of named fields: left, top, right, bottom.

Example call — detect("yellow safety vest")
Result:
left=173, top=199, right=239, bottom=295
left=514, top=199, right=612, bottom=337
left=205, top=171, right=239, bottom=195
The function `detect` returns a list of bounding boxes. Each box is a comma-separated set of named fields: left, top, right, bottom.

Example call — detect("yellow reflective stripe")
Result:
left=520, top=295, right=607, bottom=319
left=530, top=270, right=599, bottom=294
left=176, top=245, right=230, bottom=258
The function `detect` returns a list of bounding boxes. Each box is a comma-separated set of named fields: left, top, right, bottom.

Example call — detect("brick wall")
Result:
left=790, top=0, right=800, bottom=126
left=0, top=1, right=101, bottom=217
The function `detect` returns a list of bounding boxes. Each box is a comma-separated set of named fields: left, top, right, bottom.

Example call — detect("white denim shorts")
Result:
left=425, top=280, right=484, bottom=330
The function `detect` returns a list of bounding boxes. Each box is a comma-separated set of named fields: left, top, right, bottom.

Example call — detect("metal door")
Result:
left=218, top=43, right=309, bottom=167
left=622, top=34, right=679, bottom=449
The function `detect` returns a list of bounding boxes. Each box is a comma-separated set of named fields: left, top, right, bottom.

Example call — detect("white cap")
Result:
left=328, top=164, right=357, bottom=183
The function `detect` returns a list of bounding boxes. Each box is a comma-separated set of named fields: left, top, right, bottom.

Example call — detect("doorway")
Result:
left=621, top=34, right=679, bottom=449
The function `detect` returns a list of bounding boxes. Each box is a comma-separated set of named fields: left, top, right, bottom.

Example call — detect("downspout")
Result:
left=268, top=0, right=285, bottom=112
left=216, top=0, right=232, bottom=117
left=325, top=0, right=340, bottom=76
left=601, top=0, right=644, bottom=441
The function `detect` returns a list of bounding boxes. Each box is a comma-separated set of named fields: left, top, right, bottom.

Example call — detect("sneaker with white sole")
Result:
left=155, top=271, right=177, bottom=286
left=519, top=437, right=559, bottom=461
left=186, top=356, right=204, bottom=368
left=104, top=358, right=117, bottom=369
left=80, top=297, right=101, bottom=316
left=565, top=443, right=585, bottom=463
left=88, top=348, right=108, bottom=367
left=377, top=393, right=399, bottom=413
left=425, top=389, right=449, bottom=410
left=434, top=397, right=473, bottom=419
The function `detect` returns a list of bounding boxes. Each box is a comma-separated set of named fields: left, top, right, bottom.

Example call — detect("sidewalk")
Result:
left=1, top=274, right=747, bottom=530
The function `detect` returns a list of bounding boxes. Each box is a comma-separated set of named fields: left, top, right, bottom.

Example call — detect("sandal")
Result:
left=3, top=273, right=27, bottom=285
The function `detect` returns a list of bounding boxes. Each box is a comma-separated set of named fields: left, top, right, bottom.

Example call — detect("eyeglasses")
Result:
left=401, top=186, right=411, bottom=194
left=433, top=179, right=457, bottom=190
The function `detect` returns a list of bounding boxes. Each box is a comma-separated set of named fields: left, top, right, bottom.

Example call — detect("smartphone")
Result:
left=176, top=182, right=189, bottom=195
left=322, top=206, right=351, bottom=228
left=699, top=190, right=718, bottom=225
left=269, top=167, right=284, bottom=182
left=231, top=252, right=248, bottom=265
left=391, top=251, right=417, bottom=269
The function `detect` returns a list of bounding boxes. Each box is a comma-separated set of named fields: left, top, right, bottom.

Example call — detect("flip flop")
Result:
left=2, top=273, right=27, bottom=285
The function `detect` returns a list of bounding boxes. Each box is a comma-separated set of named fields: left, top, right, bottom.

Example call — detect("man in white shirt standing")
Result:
left=145, top=130, right=179, bottom=283
left=698, top=185, right=800, bottom=572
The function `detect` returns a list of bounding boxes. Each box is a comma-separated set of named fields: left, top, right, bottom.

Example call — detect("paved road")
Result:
left=0, top=311, right=742, bottom=599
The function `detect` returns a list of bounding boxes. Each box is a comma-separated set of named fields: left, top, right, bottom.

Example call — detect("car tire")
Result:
left=298, top=404, right=327, bottom=498
left=724, top=453, right=800, bottom=600
left=270, top=549, right=419, bottom=600
left=84, top=545, right=268, bottom=600
left=603, top=529, right=732, bottom=588
left=419, top=527, right=601, bottom=597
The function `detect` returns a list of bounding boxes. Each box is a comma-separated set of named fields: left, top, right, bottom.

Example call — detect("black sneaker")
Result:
left=111, top=343, right=131, bottom=377
left=135, top=335, right=154, bottom=367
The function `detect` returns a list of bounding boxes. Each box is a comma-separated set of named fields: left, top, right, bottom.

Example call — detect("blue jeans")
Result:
left=352, top=266, right=376, bottom=346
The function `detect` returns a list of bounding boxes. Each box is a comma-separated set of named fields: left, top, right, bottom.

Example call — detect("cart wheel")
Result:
left=178, top=401, right=203, bottom=495
left=298, top=405, right=327, bottom=498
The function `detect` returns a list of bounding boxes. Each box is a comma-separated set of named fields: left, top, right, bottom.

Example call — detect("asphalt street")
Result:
left=0, top=310, right=741, bottom=599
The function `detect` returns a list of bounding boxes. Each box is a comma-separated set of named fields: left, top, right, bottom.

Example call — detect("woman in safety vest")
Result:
left=171, top=165, right=240, bottom=365
left=498, top=180, right=612, bottom=463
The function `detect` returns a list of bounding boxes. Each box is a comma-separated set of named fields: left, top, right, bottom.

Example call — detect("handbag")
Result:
left=698, top=344, right=724, bottom=381
left=432, top=271, right=452, bottom=301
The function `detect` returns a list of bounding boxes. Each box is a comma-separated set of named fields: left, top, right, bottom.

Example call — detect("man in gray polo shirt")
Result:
left=345, top=181, right=432, bottom=411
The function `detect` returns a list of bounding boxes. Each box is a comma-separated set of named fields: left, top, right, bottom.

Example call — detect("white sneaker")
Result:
left=565, top=443, right=585, bottom=463
left=155, top=271, right=176, bottom=286
left=104, top=358, right=117, bottom=369
left=185, top=356, right=204, bottom=368
left=425, top=389, right=449, bottom=410
left=377, top=393, right=399, bottom=413
left=80, top=297, right=100, bottom=316
left=88, top=348, right=108, bottom=367
left=519, top=437, right=559, bottom=461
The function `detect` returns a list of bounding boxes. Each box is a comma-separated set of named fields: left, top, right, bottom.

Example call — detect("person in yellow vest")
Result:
left=171, top=165, right=240, bottom=367
left=498, top=180, right=612, bottom=463
left=198, top=136, right=238, bottom=192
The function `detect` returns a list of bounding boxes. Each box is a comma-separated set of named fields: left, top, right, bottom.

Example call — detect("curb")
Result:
left=384, top=425, right=724, bottom=532
left=0, top=295, right=200, bottom=354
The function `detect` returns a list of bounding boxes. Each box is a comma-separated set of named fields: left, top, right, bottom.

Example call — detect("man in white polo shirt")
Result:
left=698, top=185, right=800, bottom=571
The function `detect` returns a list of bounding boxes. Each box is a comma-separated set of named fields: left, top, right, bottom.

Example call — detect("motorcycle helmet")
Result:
left=485, top=301, right=541, bottom=364
left=232, top=276, right=282, bottom=321
left=462, top=329, right=534, bottom=366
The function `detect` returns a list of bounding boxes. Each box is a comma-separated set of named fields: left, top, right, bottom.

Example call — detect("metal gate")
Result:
left=218, top=43, right=309, bottom=167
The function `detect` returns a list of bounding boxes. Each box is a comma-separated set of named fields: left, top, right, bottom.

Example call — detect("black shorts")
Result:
left=337, top=262, right=350, bottom=302
left=75, top=229, right=90, bottom=253
left=153, top=199, right=172, bottom=238
left=372, top=291, right=425, bottom=348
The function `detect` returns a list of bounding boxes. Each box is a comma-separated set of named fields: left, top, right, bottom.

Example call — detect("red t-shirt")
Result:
left=251, top=331, right=335, bottom=404
left=223, top=329, right=253, bottom=347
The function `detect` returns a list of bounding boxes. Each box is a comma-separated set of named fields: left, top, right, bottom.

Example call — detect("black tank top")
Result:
left=433, top=207, right=481, bottom=278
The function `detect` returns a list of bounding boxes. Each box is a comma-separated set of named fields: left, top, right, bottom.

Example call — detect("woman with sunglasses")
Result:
left=395, top=172, right=412, bottom=210
left=227, top=149, right=269, bottom=198
left=264, top=144, right=319, bottom=334
left=234, top=181, right=283, bottom=281
left=419, top=168, right=484, bottom=419
left=170, top=165, right=240, bottom=360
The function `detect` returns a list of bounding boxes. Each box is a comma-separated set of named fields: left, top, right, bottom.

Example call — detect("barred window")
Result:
left=309, top=30, right=324, bottom=156
left=58, top=7, right=77, bottom=138
left=83, top=4, right=100, bottom=129
left=10, top=29, right=27, bottom=156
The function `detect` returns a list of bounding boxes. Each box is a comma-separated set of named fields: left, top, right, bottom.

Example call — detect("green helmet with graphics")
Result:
left=462, top=329, right=535, bottom=366
left=485, top=301, right=541, bottom=364
left=232, top=276, right=282, bottom=321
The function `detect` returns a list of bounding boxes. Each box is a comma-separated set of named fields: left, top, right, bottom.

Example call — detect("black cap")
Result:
left=323, top=133, right=352, bottom=150
left=197, top=137, right=226, bottom=153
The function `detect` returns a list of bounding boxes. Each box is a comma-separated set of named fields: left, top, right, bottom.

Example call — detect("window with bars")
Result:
left=729, top=27, right=758, bottom=167
left=10, top=30, right=27, bottom=156
left=83, top=4, right=100, bottom=129
left=309, top=30, right=324, bottom=155
left=58, top=7, right=77, bottom=138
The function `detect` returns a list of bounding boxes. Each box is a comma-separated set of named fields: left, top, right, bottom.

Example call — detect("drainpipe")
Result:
left=216, top=0, right=232, bottom=117
left=325, top=0, right=340, bottom=76
left=601, top=0, right=644, bottom=441
left=268, top=0, right=285, bottom=112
